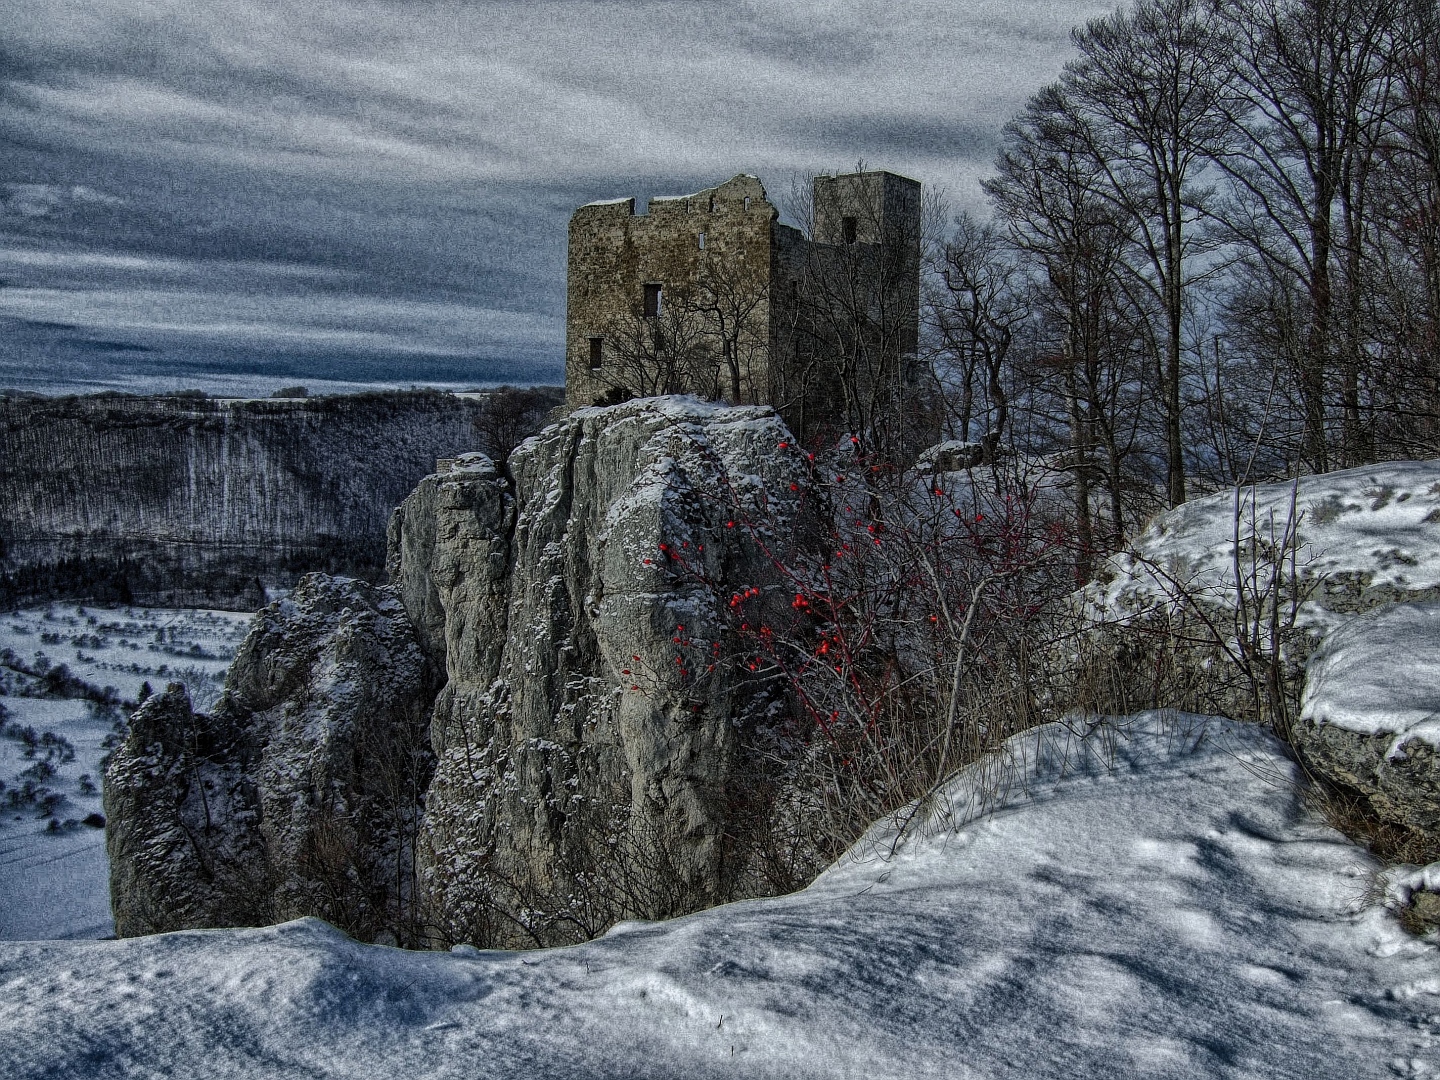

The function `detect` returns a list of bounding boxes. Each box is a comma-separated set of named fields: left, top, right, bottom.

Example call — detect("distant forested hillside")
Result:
left=0, top=388, right=558, bottom=609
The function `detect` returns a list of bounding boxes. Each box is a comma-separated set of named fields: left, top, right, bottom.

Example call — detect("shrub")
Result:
left=655, top=440, right=1082, bottom=865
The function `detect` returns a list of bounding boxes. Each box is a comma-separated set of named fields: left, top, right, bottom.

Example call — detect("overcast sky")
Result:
left=0, top=0, right=1112, bottom=396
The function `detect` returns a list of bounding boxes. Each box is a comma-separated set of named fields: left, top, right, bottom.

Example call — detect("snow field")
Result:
left=0, top=603, right=252, bottom=708
left=0, top=696, right=114, bottom=940
left=0, top=713, right=1434, bottom=1079
left=0, top=604, right=253, bottom=940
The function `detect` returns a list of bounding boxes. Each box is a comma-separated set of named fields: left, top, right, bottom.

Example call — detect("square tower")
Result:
left=809, top=170, right=922, bottom=359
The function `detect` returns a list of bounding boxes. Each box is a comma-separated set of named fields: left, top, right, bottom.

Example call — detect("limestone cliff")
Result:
left=393, top=398, right=812, bottom=948
left=106, top=398, right=815, bottom=948
left=104, top=575, right=435, bottom=943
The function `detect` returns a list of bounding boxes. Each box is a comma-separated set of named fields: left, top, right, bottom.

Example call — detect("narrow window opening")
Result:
left=652, top=326, right=666, bottom=352
left=708, top=195, right=716, bottom=213
left=588, top=336, right=603, bottom=370
left=842, top=216, right=857, bottom=244
left=699, top=232, right=706, bottom=250
left=743, top=196, right=751, bottom=210
left=643, top=282, right=662, bottom=317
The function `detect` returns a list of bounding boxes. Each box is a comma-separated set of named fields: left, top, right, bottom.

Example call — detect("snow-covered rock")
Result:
left=101, top=397, right=812, bottom=950
left=914, top=438, right=985, bottom=472
left=395, top=397, right=811, bottom=948
left=1084, top=460, right=1440, bottom=843
left=104, top=574, right=435, bottom=943
left=1296, top=601, right=1440, bottom=835
left=386, top=451, right=514, bottom=740
left=1090, top=459, right=1440, bottom=625
left=10, top=713, right=1438, bottom=1079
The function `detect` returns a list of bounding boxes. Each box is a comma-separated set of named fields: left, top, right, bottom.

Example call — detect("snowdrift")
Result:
left=1, top=713, right=1435, bottom=1079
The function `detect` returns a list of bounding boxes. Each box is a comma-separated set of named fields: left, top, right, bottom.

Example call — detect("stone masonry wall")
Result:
left=563, top=170, right=924, bottom=447
left=565, top=174, right=787, bottom=408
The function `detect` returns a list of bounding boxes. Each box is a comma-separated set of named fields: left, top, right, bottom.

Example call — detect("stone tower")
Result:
left=564, top=169, right=922, bottom=445
left=809, top=170, right=922, bottom=361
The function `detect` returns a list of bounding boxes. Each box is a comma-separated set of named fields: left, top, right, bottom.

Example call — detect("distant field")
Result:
left=0, top=604, right=252, bottom=940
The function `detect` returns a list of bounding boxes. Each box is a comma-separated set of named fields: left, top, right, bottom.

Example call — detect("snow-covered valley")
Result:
left=0, top=605, right=252, bottom=941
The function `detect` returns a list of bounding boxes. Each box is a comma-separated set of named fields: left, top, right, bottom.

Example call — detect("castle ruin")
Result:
left=565, top=170, right=922, bottom=445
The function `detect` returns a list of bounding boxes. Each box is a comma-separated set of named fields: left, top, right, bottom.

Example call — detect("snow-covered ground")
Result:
left=0, top=713, right=1434, bottom=1079
left=0, top=605, right=252, bottom=940
left=1089, top=459, right=1440, bottom=624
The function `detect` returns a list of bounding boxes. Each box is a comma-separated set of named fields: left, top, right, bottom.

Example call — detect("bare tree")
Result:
left=1212, top=0, right=1403, bottom=471
left=1062, top=0, right=1238, bottom=505
left=1368, top=0, right=1440, bottom=455
left=784, top=165, right=931, bottom=460
left=987, top=85, right=1152, bottom=568
left=471, top=386, right=563, bottom=469
left=591, top=286, right=718, bottom=402
left=586, top=259, right=774, bottom=409
left=926, top=211, right=1023, bottom=462
left=688, top=253, right=773, bottom=404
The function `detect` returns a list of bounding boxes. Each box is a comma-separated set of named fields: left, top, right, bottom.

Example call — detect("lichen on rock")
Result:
left=1294, top=601, right=1440, bottom=839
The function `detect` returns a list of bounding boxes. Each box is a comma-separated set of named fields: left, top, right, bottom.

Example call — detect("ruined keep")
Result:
left=565, top=171, right=922, bottom=443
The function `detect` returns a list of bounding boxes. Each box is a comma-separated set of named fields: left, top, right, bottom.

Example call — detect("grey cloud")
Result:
left=0, top=0, right=1112, bottom=393
left=3, top=183, right=126, bottom=218
left=779, top=115, right=1002, bottom=173
left=0, top=284, right=563, bottom=353
left=3, top=0, right=1105, bottom=186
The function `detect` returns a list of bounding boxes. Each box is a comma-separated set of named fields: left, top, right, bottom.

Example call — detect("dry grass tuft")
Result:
left=1303, top=775, right=1440, bottom=867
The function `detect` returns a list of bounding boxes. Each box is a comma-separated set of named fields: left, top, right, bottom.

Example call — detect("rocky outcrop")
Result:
left=1293, top=721, right=1440, bottom=836
left=104, top=575, right=435, bottom=943
left=1080, top=460, right=1440, bottom=849
left=1293, top=602, right=1440, bottom=839
left=385, top=452, right=512, bottom=688
left=0, top=390, right=495, bottom=609
left=392, top=398, right=812, bottom=948
left=105, top=397, right=816, bottom=949
left=103, top=683, right=269, bottom=936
